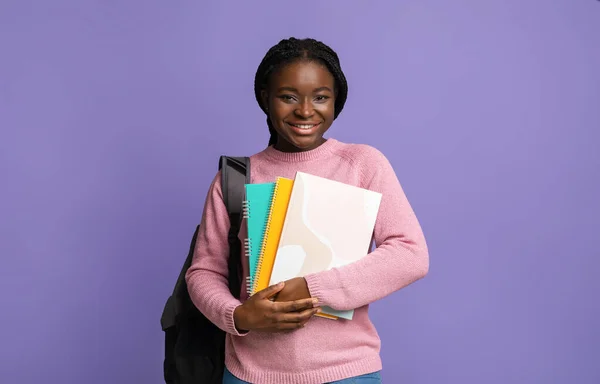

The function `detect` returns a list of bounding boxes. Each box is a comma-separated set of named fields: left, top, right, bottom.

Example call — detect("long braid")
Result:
left=254, top=38, right=348, bottom=147
left=267, top=118, right=277, bottom=146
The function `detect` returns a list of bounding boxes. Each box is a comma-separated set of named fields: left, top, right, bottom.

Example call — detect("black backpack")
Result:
left=160, top=156, right=250, bottom=384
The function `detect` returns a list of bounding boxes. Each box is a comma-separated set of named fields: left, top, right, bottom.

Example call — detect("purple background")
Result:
left=1, top=1, right=599, bottom=383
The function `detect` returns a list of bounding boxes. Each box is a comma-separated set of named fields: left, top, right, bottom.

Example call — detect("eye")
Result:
left=278, top=94, right=296, bottom=102
left=314, top=95, right=330, bottom=103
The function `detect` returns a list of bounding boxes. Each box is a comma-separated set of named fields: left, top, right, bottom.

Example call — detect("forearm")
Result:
left=305, top=147, right=430, bottom=311
left=186, top=268, right=245, bottom=335
left=304, top=237, right=428, bottom=311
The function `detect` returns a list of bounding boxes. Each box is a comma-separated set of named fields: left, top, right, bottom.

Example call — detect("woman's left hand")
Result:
left=274, top=277, right=312, bottom=303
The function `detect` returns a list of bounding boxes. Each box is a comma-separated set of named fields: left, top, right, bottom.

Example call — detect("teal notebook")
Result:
left=242, top=182, right=276, bottom=294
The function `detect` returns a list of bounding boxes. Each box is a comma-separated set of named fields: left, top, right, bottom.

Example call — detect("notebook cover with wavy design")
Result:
left=268, top=172, right=382, bottom=320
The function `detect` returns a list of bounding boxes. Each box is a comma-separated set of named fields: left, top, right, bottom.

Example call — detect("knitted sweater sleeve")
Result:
left=304, top=147, right=429, bottom=311
left=184, top=171, right=246, bottom=336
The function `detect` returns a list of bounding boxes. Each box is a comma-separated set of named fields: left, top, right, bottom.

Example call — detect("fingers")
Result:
left=272, top=307, right=321, bottom=331
left=273, top=297, right=319, bottom=313
left=281, top=307, right=321, bottom=324
left=257, top=281, right=285, bottom=299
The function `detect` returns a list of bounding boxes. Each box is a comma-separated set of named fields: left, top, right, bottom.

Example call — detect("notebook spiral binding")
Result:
left=251, top=182, right=278, bottom=295
left=242, top=200, right=253, bottom=294
left=242, top=200, right=250, bottom=219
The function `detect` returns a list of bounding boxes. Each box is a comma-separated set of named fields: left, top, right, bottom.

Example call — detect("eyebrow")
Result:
left=277, top=86, right=333, bottom=93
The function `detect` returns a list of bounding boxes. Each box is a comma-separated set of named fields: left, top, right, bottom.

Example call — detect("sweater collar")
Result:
left=262, top=138, right=339, bottom=162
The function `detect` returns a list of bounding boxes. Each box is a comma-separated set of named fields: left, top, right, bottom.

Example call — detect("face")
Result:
left=262, top=60, right=336, bottom=152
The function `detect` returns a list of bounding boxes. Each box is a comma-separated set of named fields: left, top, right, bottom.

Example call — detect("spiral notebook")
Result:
left=251, top=177, right=294, bottom=295
left=242, top=182, right=276, bottom=294
left=268, top=172, right=382, bottom=320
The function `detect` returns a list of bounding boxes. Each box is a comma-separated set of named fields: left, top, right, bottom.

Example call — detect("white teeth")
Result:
left=292, top=124, right=316, bottom=129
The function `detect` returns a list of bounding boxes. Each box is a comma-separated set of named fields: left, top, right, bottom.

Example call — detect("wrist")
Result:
left=233, top=305, right=249, bottom=332
left=302, top=277, right=312, bottom=298
left=304, top=273, right=322, bottom=302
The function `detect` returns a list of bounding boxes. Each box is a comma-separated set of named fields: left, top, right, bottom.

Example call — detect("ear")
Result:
left=260, top=90, right=269, bottom=111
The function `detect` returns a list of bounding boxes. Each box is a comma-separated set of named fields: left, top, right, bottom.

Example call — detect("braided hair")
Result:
left=254, top=38, right=348, bottom=146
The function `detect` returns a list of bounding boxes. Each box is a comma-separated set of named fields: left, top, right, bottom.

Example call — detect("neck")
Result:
left=264, top=137, right=338, bottom=162
left=274, top=137, right=327, bottom=153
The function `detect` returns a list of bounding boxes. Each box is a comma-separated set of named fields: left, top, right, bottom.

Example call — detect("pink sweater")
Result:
left=185, top=138, right=429, bottom=384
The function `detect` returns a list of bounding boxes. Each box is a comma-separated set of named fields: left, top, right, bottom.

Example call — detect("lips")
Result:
left=286, top=122, right=322, bottom=136
left=288, top=122, right=320, bottom=130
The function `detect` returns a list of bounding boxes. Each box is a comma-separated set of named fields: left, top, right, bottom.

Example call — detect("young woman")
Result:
left=186, top=37, right=429, bottom=384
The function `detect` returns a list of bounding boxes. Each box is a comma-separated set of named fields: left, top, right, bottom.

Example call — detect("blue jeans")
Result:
left=223, top=367, right=382, bottom=384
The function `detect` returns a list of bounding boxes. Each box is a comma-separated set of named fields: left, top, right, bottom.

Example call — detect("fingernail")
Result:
left=312, top=298, right=319, bottom=304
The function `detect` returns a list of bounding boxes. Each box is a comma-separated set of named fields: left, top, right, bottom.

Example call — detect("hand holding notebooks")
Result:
left=268, top=172, right=382, bottom=320
left=248, top=177, right=338, bottom=320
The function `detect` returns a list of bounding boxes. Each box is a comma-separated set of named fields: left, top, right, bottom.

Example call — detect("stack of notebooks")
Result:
left=242, top=172, right=382, bottom=320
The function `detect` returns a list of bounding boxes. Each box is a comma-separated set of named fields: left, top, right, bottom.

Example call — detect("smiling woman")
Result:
left=185, top=37, right=429, bottom=384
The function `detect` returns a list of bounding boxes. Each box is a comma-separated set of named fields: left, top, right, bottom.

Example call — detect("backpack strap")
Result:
left=219, top=156, right=250, bottom=299
left=219, top=156, right=250, bottom=230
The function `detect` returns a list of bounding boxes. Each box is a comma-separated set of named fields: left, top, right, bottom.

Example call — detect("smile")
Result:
left=288, top=123, right=320, bottom=130
left=286, top=122, right=322, bottom=136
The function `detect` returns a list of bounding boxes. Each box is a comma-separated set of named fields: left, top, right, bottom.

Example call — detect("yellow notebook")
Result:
left=253, top=177, right=338, bottom=320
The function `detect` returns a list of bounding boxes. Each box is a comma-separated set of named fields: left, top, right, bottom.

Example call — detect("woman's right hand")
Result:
left=233, top=282, right=320, bottom=332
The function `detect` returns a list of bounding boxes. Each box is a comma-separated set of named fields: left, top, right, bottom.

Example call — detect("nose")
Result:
left=295, top=99, right=314, bottom=118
